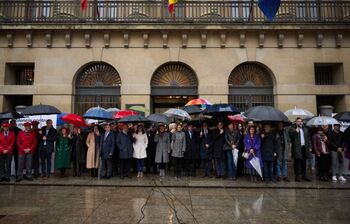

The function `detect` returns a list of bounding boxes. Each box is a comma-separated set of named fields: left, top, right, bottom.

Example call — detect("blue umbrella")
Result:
left=83, top=106, right=113, bottom=120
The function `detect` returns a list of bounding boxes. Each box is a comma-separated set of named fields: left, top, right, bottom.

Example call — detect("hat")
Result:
left=23, top=122, right=32, bottom=127
left=31, top=120, right=39, bottom=125
left=1, top=123, right=10, bottom=128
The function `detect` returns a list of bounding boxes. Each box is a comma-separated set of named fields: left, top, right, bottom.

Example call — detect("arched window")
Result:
left=74, top=62, right=121, bottom=114
left=228, top=62, right=274, bottom=112
left=150, top=62, right=198, bottom=113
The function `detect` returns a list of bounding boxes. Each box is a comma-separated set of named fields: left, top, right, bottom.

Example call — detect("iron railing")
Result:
left=0, top=1, right=349, bottom=24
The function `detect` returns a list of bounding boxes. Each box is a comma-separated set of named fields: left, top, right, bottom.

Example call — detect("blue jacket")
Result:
left=116, top=132, right=134, bottom=159
left=100, top=132, right=115, bottom=159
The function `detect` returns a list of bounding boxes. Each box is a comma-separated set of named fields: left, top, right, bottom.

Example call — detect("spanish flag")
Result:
left=168, top=0, right=177, bottom=14
left=81, top=0, right=87, bottom=11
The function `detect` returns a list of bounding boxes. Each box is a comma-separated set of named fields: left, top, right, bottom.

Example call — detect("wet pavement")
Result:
left=0, top=182, right=349, bottom=224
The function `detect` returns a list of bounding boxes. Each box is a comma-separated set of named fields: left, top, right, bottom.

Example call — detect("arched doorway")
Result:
left=74, top=62, right=121, bottom=114
left=228, top=62, right=274, bottom=112
left=151, top=62, right=198, bottom=113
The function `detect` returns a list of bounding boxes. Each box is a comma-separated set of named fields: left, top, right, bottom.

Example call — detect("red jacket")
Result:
left=0, top=131, right=16, bottom=155
left=17, top=131, right=37, bottom=155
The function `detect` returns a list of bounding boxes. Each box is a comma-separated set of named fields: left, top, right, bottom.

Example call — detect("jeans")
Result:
left=276, top=159, right=288, bottom=177
left=263, top=161, right=274, bottom=180
left=331, top=151, right=344, bottom=176
left=307, top=153, right=316, bottom=169
left=40, top=148, right=52, bottom=176
left=101, top=158, right=113, bottom=177
left=0, top=154, right=12, bottom=179
left=226, top=150, right=236, bottom=177
left=136, top=159, right=144, bottom=172
left=215, top=158, right=225, bottom=176
left=17, top=154, right=33, bottom=178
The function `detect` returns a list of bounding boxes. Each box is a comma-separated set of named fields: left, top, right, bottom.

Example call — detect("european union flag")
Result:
left=258, top=0, right=281, bottom=21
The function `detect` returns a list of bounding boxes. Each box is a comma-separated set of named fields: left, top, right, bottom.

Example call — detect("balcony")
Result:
left=0, top=1, right=349, bottom=24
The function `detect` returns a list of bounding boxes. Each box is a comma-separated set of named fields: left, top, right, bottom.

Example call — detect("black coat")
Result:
left=199, top=129, right=213, bottom=159
left=212, top=129, right=225, bottom=159
left=70, top=133, right=85, bottom=163
left=184, top=131, right=199, bottom=160
left=100, top=132, right=115, bottom=159
left=260, top=132, right=279, bottom=162
left=116, top=132, right=133, bottom=159
left=39, top=126, right=58, bottom=153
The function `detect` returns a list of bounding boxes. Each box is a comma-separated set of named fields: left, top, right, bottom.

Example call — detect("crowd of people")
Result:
left=0, top=117, right=349, bottom=183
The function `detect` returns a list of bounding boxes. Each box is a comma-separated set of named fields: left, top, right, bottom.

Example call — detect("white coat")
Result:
left=133, top=132, right=148, bottom=159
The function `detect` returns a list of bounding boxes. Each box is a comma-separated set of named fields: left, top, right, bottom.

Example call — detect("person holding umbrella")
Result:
left=224, top=123, right=240, bottom=180
left=244, top=125, right=263, bottom=182
left=212, top=122, right=226, bottom=179
left=154, top=124, right=171, bottom=177
left=133, top=125, right=148, bottom=178
left=171, top=123, right=186, bottom=179
left=329, top=124, right=346, bottom=182
left=116, top=123, right=133, bottom=179
left=184, top=123, right=199, bottom=177
left=39, top=119, right=58, bottom=178
left=289, top=117, right=312, bottom=182
left=0, top=123, right=16, bottom=182
left=199, top=122, right=213, bottom=178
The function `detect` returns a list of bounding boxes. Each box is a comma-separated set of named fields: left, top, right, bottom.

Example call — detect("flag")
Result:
left=258, top=0, right=281, bottom=21
left=81, top=0, right=87, bottom=11
left=168, top=0, right=178, bottom=14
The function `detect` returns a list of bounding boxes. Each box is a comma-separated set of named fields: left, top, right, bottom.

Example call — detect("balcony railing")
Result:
left=0, top=1, right=349, bottom=24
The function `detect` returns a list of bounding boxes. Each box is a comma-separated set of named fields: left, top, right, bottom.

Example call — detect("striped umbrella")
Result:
left=185, top=98, right=212, bottom=106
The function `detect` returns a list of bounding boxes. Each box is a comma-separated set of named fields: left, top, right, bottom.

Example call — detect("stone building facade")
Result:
left=0, top=0, right=349, bottom=115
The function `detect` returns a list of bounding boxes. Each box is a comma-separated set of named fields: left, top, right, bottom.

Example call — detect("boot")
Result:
left=140, top=172, right=144, bottom=178
left=137, top=172, right=140, bottom=178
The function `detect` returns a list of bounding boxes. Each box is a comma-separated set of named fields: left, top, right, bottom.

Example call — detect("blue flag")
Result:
left=258, top=0, right=281, bottom=21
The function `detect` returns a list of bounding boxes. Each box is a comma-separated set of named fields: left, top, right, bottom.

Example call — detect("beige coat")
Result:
left=86, top=132, right=100, bottom=169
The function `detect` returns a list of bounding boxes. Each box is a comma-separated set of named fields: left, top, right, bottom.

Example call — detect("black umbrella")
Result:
left=182, top=105, right=202, bottom=115
left=22, top=104, right=61, bottom=115
left=333, top=112, right=350, bottom=122
left=204, top=104, right=240, bottom=116
left=118, top=114, right=148, bottom=123
left=0, top=112, right=24, bottom=121
left=243, top=106, right=291, bottom=124
left=147, top=113, right=170, bottom=124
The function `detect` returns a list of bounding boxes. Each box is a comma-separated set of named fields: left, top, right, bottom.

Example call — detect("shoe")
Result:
left=5, top=178, right=10, bottom=182
left=106, top=176, right=112, bottom=179
left=120, top=176, right=124, bottom=179
left=26, top=177, right=33, bottom=181
left=339, top=176, right=346, bottom=182
left=0, top=177, right=4, bottom=182
left=202, top=174, right=208, bottom=178
left=332, top=176, right=338, bottom=182
left=283, top=177, right=290, bottom=182
left=320, top=176, right=324, bottom=181
left=302, top=176, right=312, bottom=182
left=140, top=172, right=144, bottom=178
left=16, top=178, right=22, bottom=182
left=137, top=172, right=140, bottom=178
left=277, top=176, right=282, bottom=182
left=295, top=176, right=301, bottom=182
left=215, top=175, right=220, bottom=179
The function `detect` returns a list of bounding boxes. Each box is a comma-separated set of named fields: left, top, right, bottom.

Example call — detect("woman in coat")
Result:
left=224, top=123, right=240, bottom=180
left=70, top=127, right=85, bottom=177
left=133, top=125, right=148, bottom=178
left=86, top=125, right=101, bottom=177
left=244, top=125, right=263, bottom=182
left=55, top=128, right=71, bottom=177
left=171, top=124, right=186, bottom=178
left=313, top=127, right=330, bottom=181
left=154, top=124, right=171, bottom=177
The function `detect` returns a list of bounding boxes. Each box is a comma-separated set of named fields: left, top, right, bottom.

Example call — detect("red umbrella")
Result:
left=60, top=114, right=88, bottom=127
left=227, top=114, right=245, bottom=123
left=114, top=110, right=138, bottom=119
left=185, top=98, right=212, bottom=106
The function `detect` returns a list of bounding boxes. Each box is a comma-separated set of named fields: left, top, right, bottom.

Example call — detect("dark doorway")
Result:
left=3, top=95, right=33, bottom=112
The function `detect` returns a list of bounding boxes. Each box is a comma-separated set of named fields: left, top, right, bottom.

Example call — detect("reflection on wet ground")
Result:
left=0, top=185, right=349, bottom=224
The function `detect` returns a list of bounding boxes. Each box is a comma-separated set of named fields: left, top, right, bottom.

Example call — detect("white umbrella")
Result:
left=106, top=108, right=120, bottom=113
left=306, top=115, right=340, bottom=127
left=249, top=157, right=263, bottom=180
left=232, top=148, right=239, bottom=168
left=284, top=106, right=314, bottom=120
left=163, top=108, right=191, bottom=120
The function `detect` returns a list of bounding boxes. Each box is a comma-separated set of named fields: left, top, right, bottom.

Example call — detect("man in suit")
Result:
left=116, top=123, right=134, bottom=179
left=0, top=123, right=16, bottom=182
left=100, top=123, right=115, bottom=179
left=31, top=120, right=41, bottom=178
left=184, top=124, right=199, bottom=177
left=39, top=119, right=57, bottom=178
left=200, top=122, right=213, bottom=178
left=16, top=122, right=37, bottom=182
